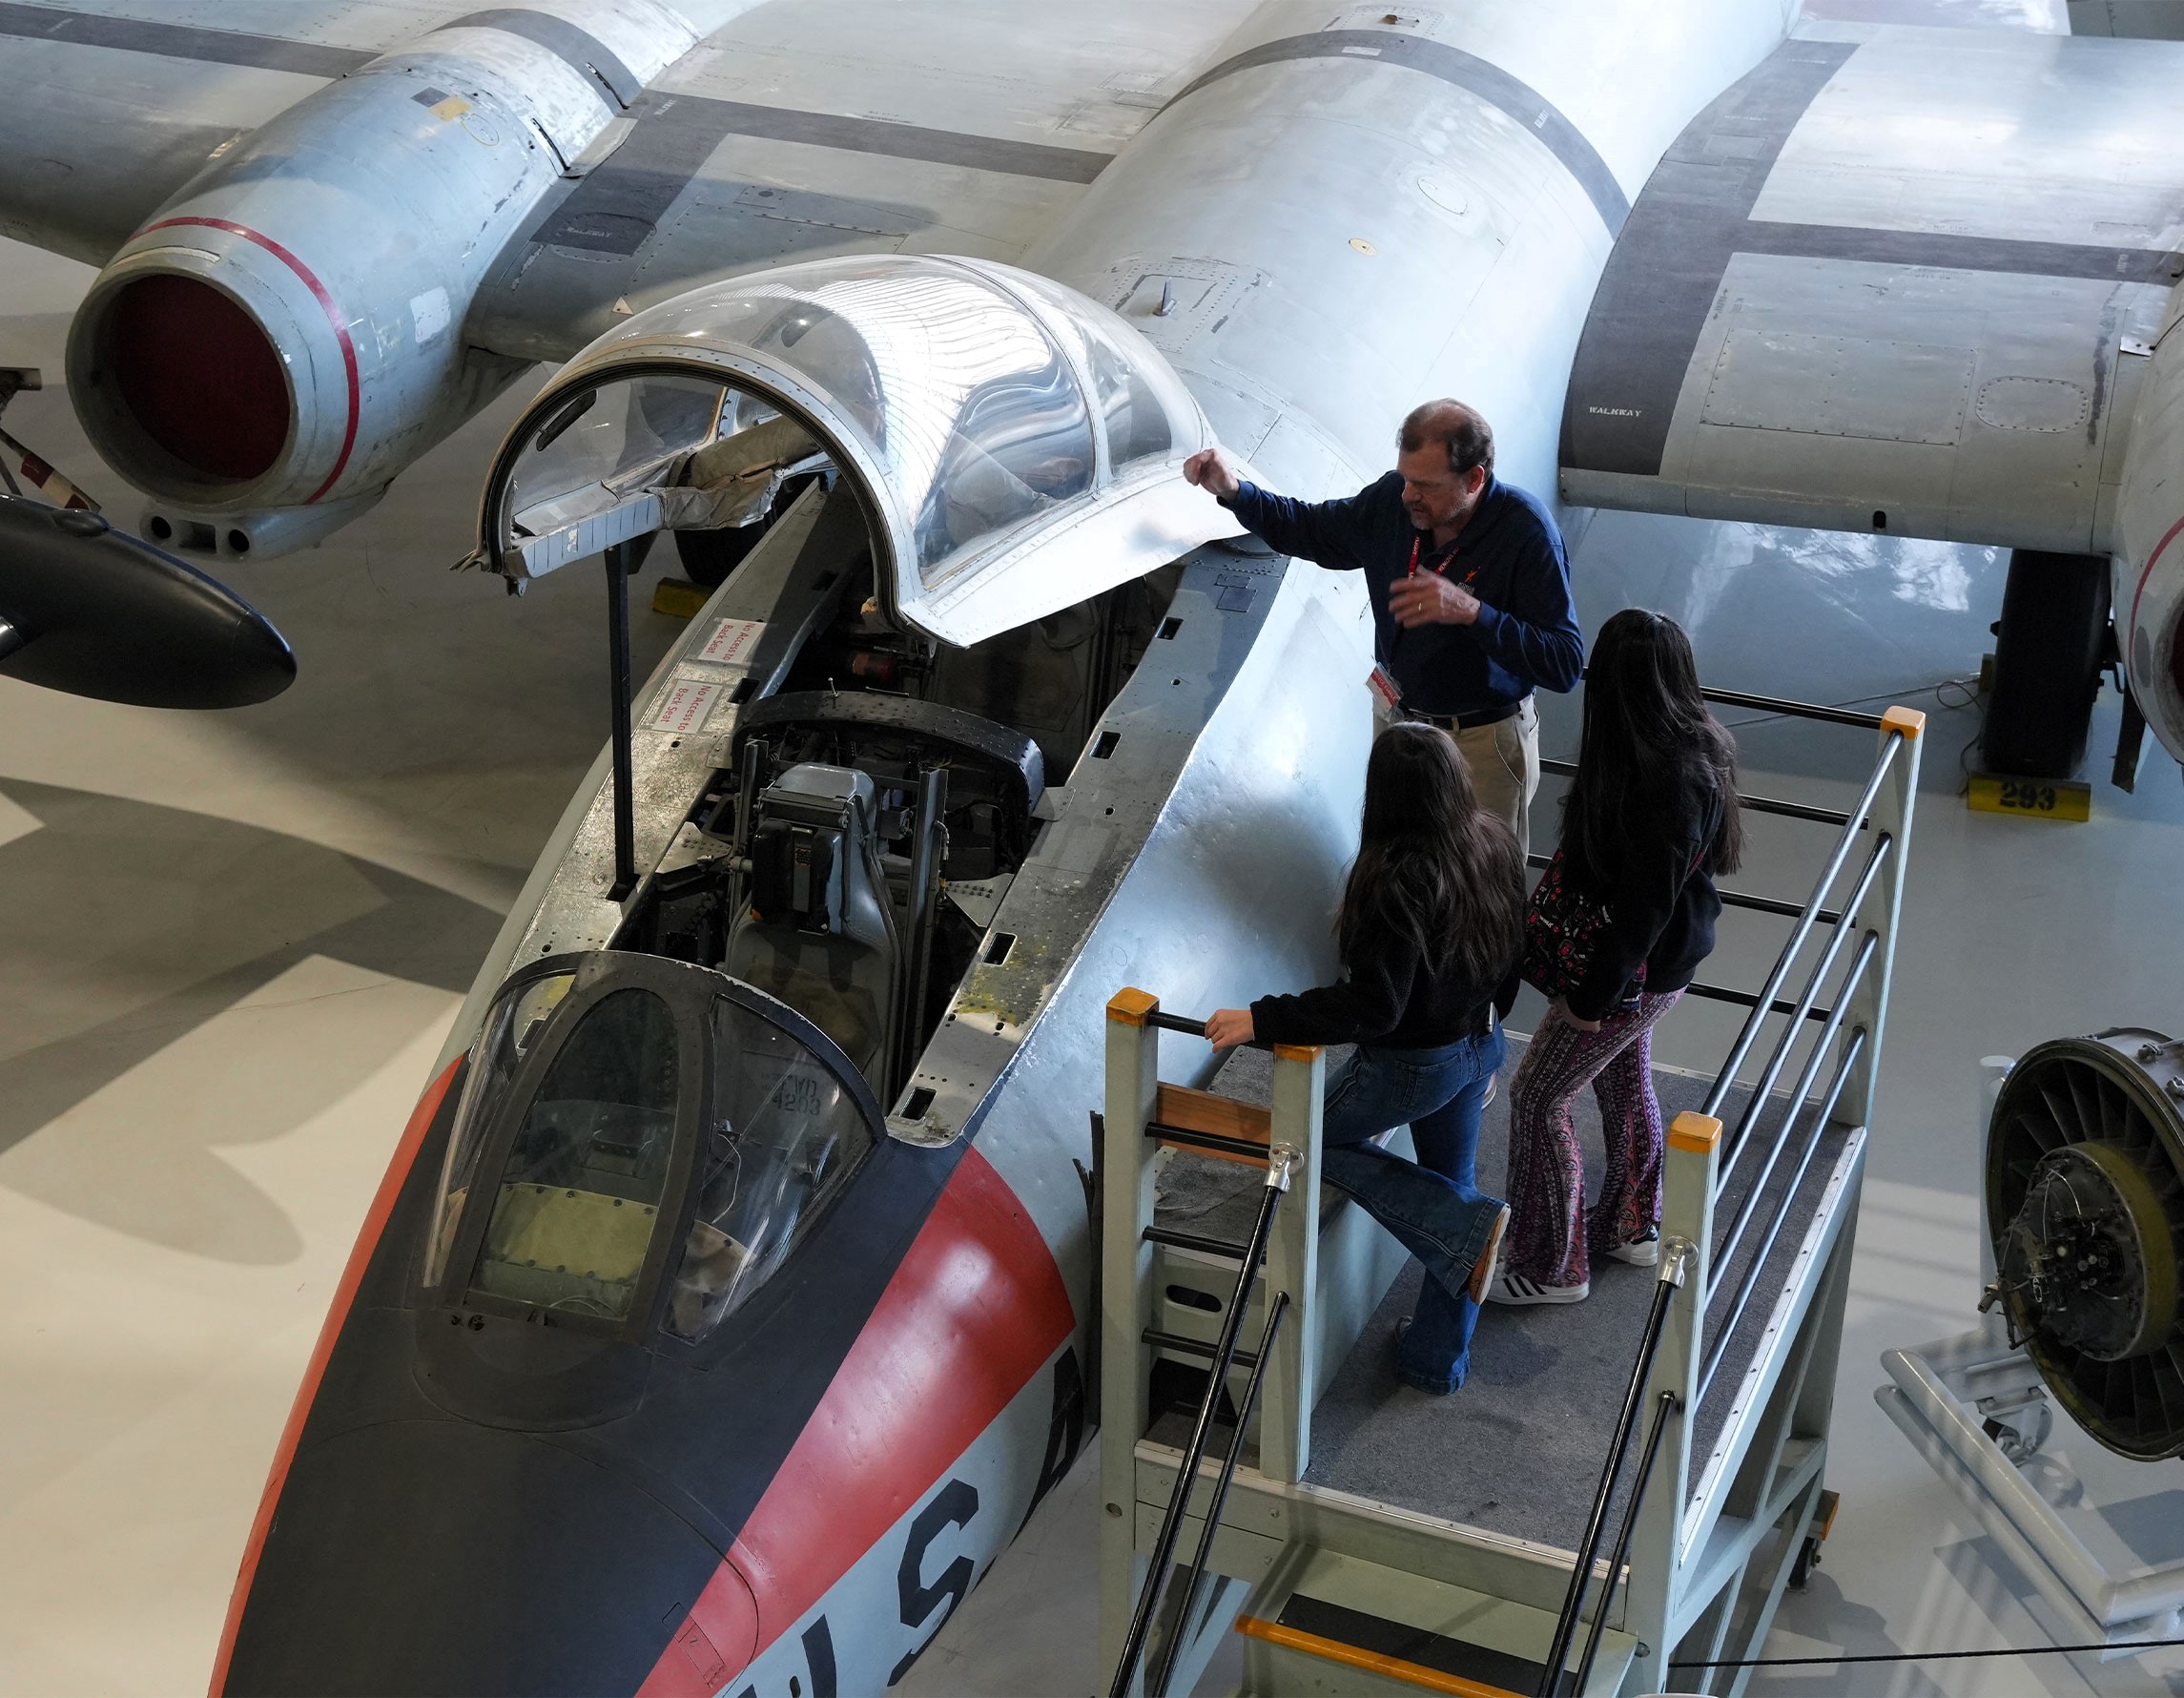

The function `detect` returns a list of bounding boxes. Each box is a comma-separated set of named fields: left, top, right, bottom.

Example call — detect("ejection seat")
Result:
left=724, top=764, right=901, bottom=1089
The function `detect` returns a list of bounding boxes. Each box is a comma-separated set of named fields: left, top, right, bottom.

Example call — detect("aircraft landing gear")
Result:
left=672, top=474, right=817, bottom=589
left=1981, top=549, right=2109, bottom=778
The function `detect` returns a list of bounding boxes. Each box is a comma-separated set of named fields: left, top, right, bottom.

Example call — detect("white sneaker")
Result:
left=1467, top=1205, right=1512, bottom=1305
left=1488, top=1270, right=1590, bottom=1306
left=1605, top=1231, right=1659, bottom=1268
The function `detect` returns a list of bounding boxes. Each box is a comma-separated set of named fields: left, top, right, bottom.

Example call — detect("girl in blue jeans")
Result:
left=1205, top=722, right=1526, bottom=1394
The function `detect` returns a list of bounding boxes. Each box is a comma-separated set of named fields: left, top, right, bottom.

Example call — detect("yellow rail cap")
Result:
left=1106, top=987, right=1158, bottom=1025
left=1669, top=1111, right=1723, bottom=1154
left=1881, top=705, right=1926, bottom=740
left=1272, top=1042, right=1324, bottom=1063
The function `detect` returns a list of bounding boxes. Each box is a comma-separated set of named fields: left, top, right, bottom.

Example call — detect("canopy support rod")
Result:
left=606, top=540, right=638, bottom=901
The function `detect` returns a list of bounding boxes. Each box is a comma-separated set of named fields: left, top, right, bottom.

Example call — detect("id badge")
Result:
left=1367, top=663, right=1402, bottom=731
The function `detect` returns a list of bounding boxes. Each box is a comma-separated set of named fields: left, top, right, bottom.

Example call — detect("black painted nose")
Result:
left=222, top=1418, right=736, bottom=1697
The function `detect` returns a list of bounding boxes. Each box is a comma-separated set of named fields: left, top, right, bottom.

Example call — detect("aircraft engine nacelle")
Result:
left=62, top=5, right=699, bottom=560
left=2115, top=280, right=2184, bottom=768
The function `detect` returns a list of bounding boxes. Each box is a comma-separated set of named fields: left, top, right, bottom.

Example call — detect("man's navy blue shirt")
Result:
left=1226, top=470, right=1583, bottom=717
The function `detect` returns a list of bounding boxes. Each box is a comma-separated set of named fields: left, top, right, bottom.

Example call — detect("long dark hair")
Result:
left=1562, top=609, right=1743, bottom=886
left=1338, top=722, right=1525, bottom=985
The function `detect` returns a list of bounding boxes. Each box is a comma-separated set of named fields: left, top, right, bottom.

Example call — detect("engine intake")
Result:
left=65, top=3, right=700, bottom=558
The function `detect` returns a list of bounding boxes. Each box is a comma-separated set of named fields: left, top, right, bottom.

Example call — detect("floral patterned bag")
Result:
left=1520, top=848, right=1627, bottom=1001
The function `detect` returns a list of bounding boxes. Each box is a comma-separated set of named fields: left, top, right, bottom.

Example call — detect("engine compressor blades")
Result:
left=1987, top=1029, right=2184, bottom=1460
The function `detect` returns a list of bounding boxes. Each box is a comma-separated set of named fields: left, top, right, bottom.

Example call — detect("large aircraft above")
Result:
left=2, top=2, right=2182, bottom=1694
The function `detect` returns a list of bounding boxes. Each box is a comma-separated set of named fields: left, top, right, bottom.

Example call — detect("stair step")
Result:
left=1237, top=1550, right=1638, bottom=1697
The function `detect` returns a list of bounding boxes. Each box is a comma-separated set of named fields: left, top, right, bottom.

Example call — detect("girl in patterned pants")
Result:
left=1503, top=987, right=1681, bottom=1292
left=1491, top=610, right=1742, bottom=1306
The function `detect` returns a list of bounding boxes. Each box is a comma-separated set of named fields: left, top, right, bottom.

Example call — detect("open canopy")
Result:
left=476, top=255, right=1238, bottom=648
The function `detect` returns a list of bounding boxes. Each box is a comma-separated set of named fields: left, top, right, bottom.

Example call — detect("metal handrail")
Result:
left=1537, top=1243, right=1693, bottom=1695
left=1110, top=1147, right=1296, bottom=1698
left=1720, top=935, right=1878, bottom=1294
left=1703, top=940, right=1878, bottom=1311
left=1148, top=1291, right=1291, bottom=1698
left=1682, top=982, right=1833, bottom=1024
left=1715, top=837, right=1890, bottom=1190
left=1142, top=1329, right=1261, bottom=1372
left=1709, top=934, right=1879, bottom=1301
left=1570, top=1391, right=1680, bottom=1697
left=1697, top=684, right=1887, bottom=731
left=1148, top=1121, right=1272, bottom=1163
left=1699, top=1026, right=1868, bottom=1405
left=1532, top=757, right=1857, bottom=828
left=1525, top=850, right=1841, bottom=925
left=1144, top=1225, right=1252, bottom=1261
left=1698, top=733, right=1904, bottom=1124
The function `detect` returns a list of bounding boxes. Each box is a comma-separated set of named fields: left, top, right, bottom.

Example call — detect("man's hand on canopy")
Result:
left=1183, top=446, right=1240, bottom=500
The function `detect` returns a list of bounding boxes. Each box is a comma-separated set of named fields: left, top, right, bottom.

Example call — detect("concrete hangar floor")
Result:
left=3, top=10, right=2183, bottom=1698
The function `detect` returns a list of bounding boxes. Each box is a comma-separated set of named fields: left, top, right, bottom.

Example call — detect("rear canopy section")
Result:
left=473, top=254, right=1238, bottom=647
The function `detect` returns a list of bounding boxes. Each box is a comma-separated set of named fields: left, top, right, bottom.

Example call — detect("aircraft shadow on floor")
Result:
left=0, top=778, right=500, bottom=1261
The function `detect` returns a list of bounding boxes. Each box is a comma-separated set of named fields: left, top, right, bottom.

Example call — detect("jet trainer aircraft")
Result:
left=4, top=2, right=2184, bottom=1693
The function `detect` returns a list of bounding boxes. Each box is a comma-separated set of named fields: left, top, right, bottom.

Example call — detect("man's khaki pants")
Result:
left=1453, top=695, right=1540, bottom=860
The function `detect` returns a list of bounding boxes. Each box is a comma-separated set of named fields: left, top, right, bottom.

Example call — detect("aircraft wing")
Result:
left=0, top=3, right=458, bottom=265
left=1559, top=26, right=2184, bottom=556
left=466, top=1, right=1257, bottom=362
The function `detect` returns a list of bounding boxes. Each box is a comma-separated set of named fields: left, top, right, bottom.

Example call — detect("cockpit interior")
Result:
left=421, top=257, right=1226, bottom=1373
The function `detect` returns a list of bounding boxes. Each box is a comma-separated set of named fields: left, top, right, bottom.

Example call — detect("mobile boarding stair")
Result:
left=1097, top=695, right=1926, bottom=1697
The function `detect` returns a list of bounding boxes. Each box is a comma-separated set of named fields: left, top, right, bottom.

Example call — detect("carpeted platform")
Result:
left=1147, top=1034, right=1857, bottom=1556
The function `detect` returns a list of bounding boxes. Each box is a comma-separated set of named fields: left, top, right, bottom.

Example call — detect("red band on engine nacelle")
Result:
left=141, top=217, right=361, bottom=505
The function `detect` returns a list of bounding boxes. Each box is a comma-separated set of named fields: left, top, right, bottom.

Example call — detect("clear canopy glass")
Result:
left=425, top=957, right=879, bottom=1340
left=467, top=987, right=680, bottom=1320
left=481, top=255, right=1229, bottom=645
left=665, top=997, right=876, bottom=1341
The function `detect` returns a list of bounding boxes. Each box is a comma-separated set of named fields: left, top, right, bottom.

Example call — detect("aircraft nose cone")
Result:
left=221, top=1419, right=750, bottom=1697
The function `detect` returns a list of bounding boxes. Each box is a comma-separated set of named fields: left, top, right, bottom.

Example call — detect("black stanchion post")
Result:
left=606, top=540, right=638, bottom=901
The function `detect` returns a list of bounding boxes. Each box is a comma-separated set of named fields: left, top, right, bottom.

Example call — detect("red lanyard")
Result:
left=1407, top=533, right=1483, bottom=588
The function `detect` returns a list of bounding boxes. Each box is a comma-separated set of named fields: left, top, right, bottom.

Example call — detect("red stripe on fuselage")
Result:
left=140, top=216, right=362, bottom=505
left=2129, top=509, right=2184, bottom=680
left=639, top=1145, right=1077, bottom=1693
left=208, top=1055, right=463, bottom=1697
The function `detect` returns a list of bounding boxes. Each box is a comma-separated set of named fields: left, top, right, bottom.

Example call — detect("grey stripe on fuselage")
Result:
left=1563, top=36, right=2184, bottom=480
left=0, top=2, right=638, bottom=98
left=1168, top=29, right=1630, bottom=237
left=0, top=0, right=1122, bottom=269
left=531, top=88, right=1113, bottom=257
left=0, top=0, right=371, bottom=76
left=445, top=7, right=639, bottom=107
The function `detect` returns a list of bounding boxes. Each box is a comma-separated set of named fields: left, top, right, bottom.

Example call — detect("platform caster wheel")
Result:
left=1981, top=549, right=2109, bottom=777
left=1789, top=1534, right=1822, bottom=1590
left=1982, top=1399, right=2053, bottom=1465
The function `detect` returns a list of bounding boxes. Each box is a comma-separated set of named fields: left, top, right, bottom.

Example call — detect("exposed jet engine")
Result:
left=62, top=5, right=702, bottom=561
left=2116, top=285, right=2184, bottom=773
left=1984, top=1028, right=2184, bottom=1460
